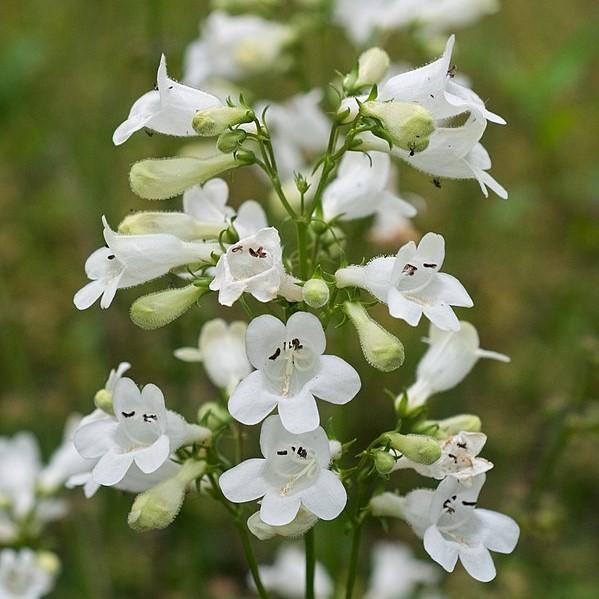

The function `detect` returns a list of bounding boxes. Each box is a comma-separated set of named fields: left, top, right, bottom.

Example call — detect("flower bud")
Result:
left=118, top=212, right=225, bottom=240
left=328, top=439, right=342, bottom=461
left=355, top=47, right=390, bottom=89
left=302, top=279, right=330, bottom=308
left=369, top=492, right=405, bottom=519
left=197, top=402, right=232, bottom=431
left=360, top=101, right=435, bottom=154
left=130, top=285, right=209, bottom=330
left=37, top=551, right=61, bottom=576
left=192, top=106, right=254, bottom=137
left=216, top=129, right=248, bottom=154
left=128, top=460, right=206, bottom=532
left=247, top=507, right=318, bottom=541
left=94, top=388, right=114, bottom=414
left=414, top=414, right=482, bottom=439
left=373, top=450, right=396, bottom=475
left=130, top=154, right=241, bottom=200
left=344, top=302, right=404, bottom=372
left=382, top=432, right=441, bottom=465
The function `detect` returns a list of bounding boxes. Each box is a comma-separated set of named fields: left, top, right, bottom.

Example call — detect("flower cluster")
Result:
left=61, top=1, right=519, bottom=597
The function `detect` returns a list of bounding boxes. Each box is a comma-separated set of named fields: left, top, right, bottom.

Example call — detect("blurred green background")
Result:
left=1, top=0, right=598, bottom=597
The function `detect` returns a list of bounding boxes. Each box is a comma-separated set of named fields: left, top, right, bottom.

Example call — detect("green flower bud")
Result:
left=130, top=285, right=209, bottom=330
left=373, top=450, right=396, bottom=475
left=369, top=492, right=405, bottom=519
left=344, top=302, right=405, bottom=372
left=94, top=388, right=114, bottom=414
left=360, top=100, right=435, bottom=154
left=130, top=154, right=241, bottom=200
left=192, top=106, right=254, bottom=137
left=118, top=212, right=225, bottom=240
left=216, top=128, right=248, bottom=153
left=302, top=279, right=330, bottom=308
left=414, top=414, right=482, bottom=439
left=197, top=402, right=232, bottom=431
left=354, top=47, right=390, bottom=89
left=382, top=432, right=441, bottom=465
left=128, top=460, right=206, bottom=532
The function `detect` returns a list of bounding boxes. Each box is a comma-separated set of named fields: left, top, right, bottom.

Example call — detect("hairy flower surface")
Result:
left=174, top=319, right=252, bottom=395
left=402, top=474, right=519, bottom=581
left=74, top=217, right=219, bottom=310
left=219, top=416, right=346, bottom=526
left=336, top=233, right=472, bottom=331
left=73, top=377, right=209, bottom=487
left=209, top=227, right=302, bottom=306
left=229, top=312, right=361, bottom=433
left=407, top=321, right=510, bottom=407
left=113, top=54, right=221, bottom=145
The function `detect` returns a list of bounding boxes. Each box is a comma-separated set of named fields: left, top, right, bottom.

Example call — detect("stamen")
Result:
left=423, top=263, right=437, bottom=269
left=277, top=450, right=288, bottom=456
left=269, top=348, right=281, bottom=361
left=107, top=255, right=115, bottom=260
left=402, top=264, right=417, bottom=276
left=249, top=246, right=267, bottom=258
left=231, top=245, right=243, bottom=253
left=121, top=411, right=135, bottom=418
left=143, top=413, right=158, bottom=422
left=457, top=442, right=467, bottom=449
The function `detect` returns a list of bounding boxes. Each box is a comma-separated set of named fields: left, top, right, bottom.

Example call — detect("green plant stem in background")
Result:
left=345, top=521, right=363, bottom=599
left=305, top=528, right=315, bottom=599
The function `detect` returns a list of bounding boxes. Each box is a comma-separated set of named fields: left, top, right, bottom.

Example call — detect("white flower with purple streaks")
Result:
left=219, top=416, right=346, bottom=526
left=336, top=232, right=472, bottom=331
left=113, top=54, right=221, bottom=145
left=73, top=377, right=209, bottom=487
left=229, top=312, right=361, bottom=434
left=402, top=474, right=519, bottom=582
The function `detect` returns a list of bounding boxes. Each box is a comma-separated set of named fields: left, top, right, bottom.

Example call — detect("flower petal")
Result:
left=92, top=451, right=133, bottom=486
left=423, top=525, right=459, bottom=573
left=246, top=315, right=286, bottom=370
left=387, top=287, right=423, bottom=326
left=459, top=545, right=496, bottom=582
left=286, top=312, right=326, bottom=355
left=133, top=435, right=171, bottom=474
left=228, top=370, right=279, bottom=425
left=300, top=470, right=347, bottom=520
left=260, top=492, right=302, bottom=526
left=309, top=355, right=361, bottom=405
left=73, top=419, right=117, bottom=459
left=476, top=509, right=520, bottom=554
left=219, top=459, right=268, bottom=503
left=73, top=280, right=106, bottom=310
left=278, top=390, right=320, bottom=434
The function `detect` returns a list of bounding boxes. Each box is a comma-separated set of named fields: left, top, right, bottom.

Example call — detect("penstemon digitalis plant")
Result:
left=65, top=3, right=520, bottom=598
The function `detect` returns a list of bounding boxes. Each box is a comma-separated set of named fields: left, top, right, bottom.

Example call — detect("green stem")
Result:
left=237, top=520, right=270, bottom=599
left=297, top=219, right=310, bottom=280
left=345, top=521, right=363, bottom=599
left=305, top=528, right=315, bottom=599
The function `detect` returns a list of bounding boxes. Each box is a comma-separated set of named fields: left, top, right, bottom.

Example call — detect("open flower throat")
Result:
left=268, top=444, right=320, bottom=496
left=264, top=337, right=317, bottom=397
left=228, top=242, right=274, bottom=278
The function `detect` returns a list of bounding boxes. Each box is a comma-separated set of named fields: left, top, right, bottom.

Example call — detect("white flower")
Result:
left=365, top=542, right=440, bottom=599
left=336, top=233, right=472, bottom=331
left=183, top=178, right=267, bottom=240
left=407, top=321, right=510, bottom=407
left=209, top=227, right=302, bottom=307
left=255, top=545, right=333, bottom=599
left=402, top=474, right=519, bottom=582
left=219, top=416, right=347, bottom=526
left=0, top=548, right=57, bottom=599
left=113, top=54, right=221, bottom=145
left=0, top=434, right=67, bottom=543
left=414, top=0, right=500, bottom=37
left=74, top=216, right=220, bottom=310
left=73, top=377, right=209, bottom=487
left=174, top=319, right=252, bottom=395
left=262, top=90, right=330, bottom=180
left=229, top=312, right=361, bottom=433
left=322, top=151, right=417, bottom=224
left=393, top=432, right=493, bottom=481
left=367, top=187, right=422, bottom=246
left=183, top=11, right=295, bottom=86
left=247, top=507, right=318, bottom=541
left=367, top=35, right=507, bottom=198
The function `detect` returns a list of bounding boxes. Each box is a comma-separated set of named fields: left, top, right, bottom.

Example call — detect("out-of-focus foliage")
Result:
left=1, top=0, right=598, bottom=597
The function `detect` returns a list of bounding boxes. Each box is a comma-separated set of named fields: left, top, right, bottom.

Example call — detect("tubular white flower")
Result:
left=254, top=545, right=333, bottom=599
left=73, top=217, right=220, bottom=311
left=219, top=416, right=347, bottom=526
left=402, top=474, right=520, bottom=582
left=365, top=542, right=441, bottom=599
left=73, top=377, right=210, bottom=488
left=229, top=312, right=361, bottom=434
left=183, top=178, right=267, bottom=240
left=247, top=507, right=318, bottom=541
left=322, top=151, right=416, bottom=224
left=367, top=35, right=507, bottom=198
left=393, top=432, right=493, bottom=481
left=94, top=361, right=130, bottom=413
left=174, top=319, right=252, bottom=395
left=183, top=11, right=295, bottom=86
left=406, top=321, right=510, bottom=407
left=209, top=227, right=302, bottom=306
left=113, top=54, right=221, bottom=145
left=336, top=233, right=473, bottom=331
left=414, top=0, right=500, bottom=37
left=0, top=548, right=57, bottom=599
